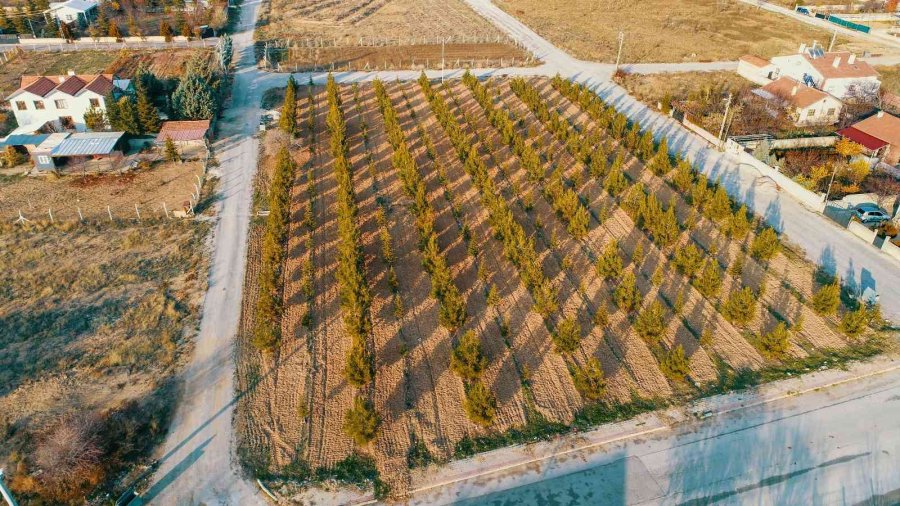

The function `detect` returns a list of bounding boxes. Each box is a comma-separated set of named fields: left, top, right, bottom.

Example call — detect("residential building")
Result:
left=770, top=46, right=880, bottom=99
left=838, top=111, right=900, bottom=166
left=6, top=72, right=131, bottom=134
left=155, top=120, right=211, bottom=159
left=45, top=0, right=98, bottom=24
left=30, top=131, right=126, bottom=172
left=755, top=77, right=843, bottom=126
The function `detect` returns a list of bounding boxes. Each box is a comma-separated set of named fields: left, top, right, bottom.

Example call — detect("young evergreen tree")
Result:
left=160, top=20, right=173, bottom=41
left=595, top=240, right=623, bottom=280
left=83, top=106, right=107, bottom=131
left=634, top=300, right=666, bottom=342
left=279, top=76, right=297, bottom=134
left=661, top=345, right=690, bottom=381
left=811, top=279, right=841, bottom=316
left=164, top=137, right=180, bottom=162
left=694, top=260, right=723, bottom=299
left=572, top=358, right=607, bottom=401
left=615, top=271, right=642, bottom=313
left=343, top=396, right=380, bottom=445
left=722, top=287, right=757, bottom=326
left=673, top=243, right=703, bottom=277
left=171, top=72, right=216, bottom=120
left=463, top=381, right=496, bottom=426
left=113, top=97, right=140, bottom=134
left=108, top=21, right=121, bottom=39
left=450, top=330, right=487, bottom=381
left=552, top=318, right=581, bottom=354
left=751, top=228, right=781, bottom=261
left=759, top=322, right=790, bottom=359
left=135, top=81, right=161, bottom=133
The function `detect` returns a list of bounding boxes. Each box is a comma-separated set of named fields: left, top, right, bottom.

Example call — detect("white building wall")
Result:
left=821, top=76, right=881, bottom=99
left=737, top=61, right=776, bottom=86
left=795, top=97, right=843, bottom=126
left=9, top=90, right=106, bottom=132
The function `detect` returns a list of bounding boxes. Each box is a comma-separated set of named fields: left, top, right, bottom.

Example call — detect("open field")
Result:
left=877, top=65, right=900, bottom=95
left=0, top=217, right=209, bottom=504
left=493, top=0, right=893, bottom=62
left=0, top=48, right=215, bottom=97
left=236, top=76, right=886, bottom=499
left=0, top=160, right=203, bottom=223
left=255, top=0, right=533, bottom=70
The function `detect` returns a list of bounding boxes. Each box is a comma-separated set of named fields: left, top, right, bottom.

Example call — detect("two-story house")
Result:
left=770, top=46, right=881, bottom=99
left=6, top=72, right=131, bottom=133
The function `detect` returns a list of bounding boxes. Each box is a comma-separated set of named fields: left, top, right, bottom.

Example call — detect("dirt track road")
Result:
left=145, top=2, right=267, bottom=504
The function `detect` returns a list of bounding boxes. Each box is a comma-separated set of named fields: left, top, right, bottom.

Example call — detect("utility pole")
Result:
left=718, top=92, right=733, bottom=149
left=824, top=163, right=840, bottom=204
left=441, top=37, right=445, bottom=85
left=615, top=31, right=625, bottom=71
left=0, top=469, right=19, bottom=506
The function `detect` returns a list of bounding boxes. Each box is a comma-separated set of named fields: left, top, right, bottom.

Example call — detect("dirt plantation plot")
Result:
left=236, top=75, right=888, bottom=500
left=255, top=0, right=534, bottom=70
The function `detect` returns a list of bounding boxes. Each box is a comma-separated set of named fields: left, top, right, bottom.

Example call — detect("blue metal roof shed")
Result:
left=0, top=134, right=49, bottom=148
left=50, top=132, right=125, bottom=157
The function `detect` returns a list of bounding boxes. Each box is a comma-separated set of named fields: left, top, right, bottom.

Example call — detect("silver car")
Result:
left=853, top=203, right=890, bottom=226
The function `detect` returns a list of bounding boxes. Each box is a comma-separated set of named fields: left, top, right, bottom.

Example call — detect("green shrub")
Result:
left=660, top=345, right=690, bottom=382
left=751, top=228, right=781, bottom=261
left=451, top=330, right=488, bottom=381
left=811, top=280, right=841, bottom=316
left=722, top=287, right=757, bottom=326
left=759, top=322, right=791, bottom=359
left=463, top=381, right=496, bottom=426
left=572, top=358, right=607, bottom=401
left=634, top=300, right=666, bottom=342
left=706, top=186, right=732, bottom=223
left=595, top=240, right=623, bottom=280
left=553, top=317, right=582, bottom=354
left=672, top=159, right=694, bottom=192
left=615, top=271, right=643, bottom=313
left=344, top=396, right=380, bottom=445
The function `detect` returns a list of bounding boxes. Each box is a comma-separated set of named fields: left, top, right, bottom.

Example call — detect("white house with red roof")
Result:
left=6, top=71, right=131, bottom=134
left=769, top=45, right=880, bottom=99
left=755, top=76, right=843, bottom=126
left=838, top=111, right=900, bottom=166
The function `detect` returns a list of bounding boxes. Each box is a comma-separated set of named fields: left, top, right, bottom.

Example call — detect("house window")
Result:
left=89, top=98, right=100, bottom=108
left=65, top=14, right=74, bottom=21
left=54, top=99, right=68, bottom=109
left=15, top=101, right=26, bottom=110
left=38, top=155, right=50, bottom=165
left=806, top=109, right=816, bottom=118
left=33, top=100, right=44, bottom=110
left=827, top=108, right=836, bottom=116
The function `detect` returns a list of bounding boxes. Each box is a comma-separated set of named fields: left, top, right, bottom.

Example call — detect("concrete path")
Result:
left=145, top=2, right=267, bottom=504
left=406, top=356, right=900, bottom=505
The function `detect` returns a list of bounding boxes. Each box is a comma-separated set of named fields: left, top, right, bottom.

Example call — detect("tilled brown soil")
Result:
left=239, top=78, right=871, bottom=494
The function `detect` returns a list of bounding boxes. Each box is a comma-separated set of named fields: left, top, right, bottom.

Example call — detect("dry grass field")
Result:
left=493, top=0, right=891, bottom=62
left=877, top=65, right=900, bottom=95
left=0, top=218, right=209, bottom=504
left=0, top=160, right=203, bottom=223
left=236, top=75, right=886, bottom=499
left=255, top=0, right=533, bottom=70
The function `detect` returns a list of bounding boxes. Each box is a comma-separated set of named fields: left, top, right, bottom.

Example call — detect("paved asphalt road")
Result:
left=142, top=0, right=900, bottom=503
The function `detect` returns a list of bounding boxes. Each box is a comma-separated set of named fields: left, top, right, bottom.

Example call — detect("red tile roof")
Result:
left=55, top=75, right=86, bottom=96
left=761, top=77, right=833, bottom=109
left=848, top=111, right=900, bottom=148
left=156, top=120, right=211, bottom=142
left=805, top=52, right=878, bottom=80
left=837, top=126, right=889, bottom=151
left=9, top=73, right=117, bottom=100
left=84, top=75, right=114, bottom=96
left=22, top=77, right=57, bottom=97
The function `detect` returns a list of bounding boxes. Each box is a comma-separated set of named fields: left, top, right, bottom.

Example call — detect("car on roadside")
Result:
left=853, top=203, right=891, bottom=227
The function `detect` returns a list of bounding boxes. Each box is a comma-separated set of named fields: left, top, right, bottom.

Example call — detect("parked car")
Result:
left=853, top=203, right=890, bottom=227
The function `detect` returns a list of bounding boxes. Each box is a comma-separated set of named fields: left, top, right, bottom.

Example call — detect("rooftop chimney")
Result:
left=67, top=69, right=75, bottom=76
left=877, top=111, right=885, bottom=118
left=848, top=53, right=856, bottom=64
left=799, top=43, right=807, bottom=54
left=791, top=85, right=798, bottom=96
left=833, top=56, right=841, bottom=68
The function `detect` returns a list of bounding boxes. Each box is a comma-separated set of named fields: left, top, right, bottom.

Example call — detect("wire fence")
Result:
left=263, top=33, right=526, bottom=49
